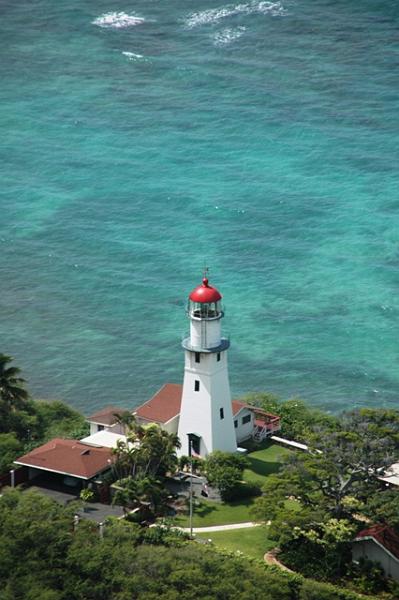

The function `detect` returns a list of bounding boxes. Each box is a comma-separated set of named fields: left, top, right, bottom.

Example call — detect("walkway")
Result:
left=181, top=521, right=260, bottom=533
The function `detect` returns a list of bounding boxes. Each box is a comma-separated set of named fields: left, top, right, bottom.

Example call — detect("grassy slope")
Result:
left=243, top=443, right=292, bottom=486
left=172, top=443, right=292, bottom=527
left=196, top=526, right=275, bottom=560
left=173, top=497, right=257, bottom=527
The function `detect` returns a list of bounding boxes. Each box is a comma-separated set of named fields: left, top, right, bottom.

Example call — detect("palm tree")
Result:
left=0, top=354, right=31, bottom=436
left=113, top=411, right=138, bottom=437
left=112, top=475, right=169, bottom=519
left=0, top=354, right=29, bottom=409
left=112, top=423, right=181, bottom=481
left=140, top=425, right=181, bottom=477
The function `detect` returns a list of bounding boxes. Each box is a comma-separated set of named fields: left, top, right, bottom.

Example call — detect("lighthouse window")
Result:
left=217, top=352, right=221, bottom=362
left=242, top=414, right=251, bottom=425
left=195, top=352, right=200, bottom=363
left=194, top=380, right=200, bottom=392
left=220, top=408, right=224, bottom=420
left=234, top=419, right=238, bottom=428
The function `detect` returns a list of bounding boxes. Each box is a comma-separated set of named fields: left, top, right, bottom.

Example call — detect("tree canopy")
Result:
left=0, top=354, right=88, bottom=475
left=0, top=488, right=365, bottom=600
left=252, top=407, right=399, bottom=594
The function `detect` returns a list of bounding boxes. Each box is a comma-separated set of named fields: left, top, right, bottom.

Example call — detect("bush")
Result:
left=299, top=579, right=360, bottom=600
left=224, top=481, right=262, bottom=501
left=203, top=451, right=249, bottom=501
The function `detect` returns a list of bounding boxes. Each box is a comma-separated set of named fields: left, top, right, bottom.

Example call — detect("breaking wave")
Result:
left=122, top=51, right=146, bottom=61
left=93, top=12, right=145, bottom=29
left=185, top=1, right=286, bottom=28
left=213, top=26, right=247, bottom=46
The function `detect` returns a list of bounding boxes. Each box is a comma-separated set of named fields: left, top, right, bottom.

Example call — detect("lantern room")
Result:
left=183, top=276, right=228, bottom=351
left=188, top=278, right=223, bottom=320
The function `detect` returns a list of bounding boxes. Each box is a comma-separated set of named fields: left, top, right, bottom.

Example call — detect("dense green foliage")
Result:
left=203, top=451, right=250, bottom=500
left=112, top=419, right=180, bottom=481
left=0, top=354, right=88, bottom=474
left=252, top=407, right=399, bottom=596
left=111, top=418, right=181, bottom=517
left=0, top=489, right=364, bottom=600
left=243, top=391, right=338, bottom=442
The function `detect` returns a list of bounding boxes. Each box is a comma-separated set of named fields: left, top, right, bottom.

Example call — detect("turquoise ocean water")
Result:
left=1, top=0, right=399, bottom=414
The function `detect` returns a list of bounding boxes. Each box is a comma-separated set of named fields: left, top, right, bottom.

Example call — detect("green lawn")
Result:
left=196, top=526, right=275, bottom=560
left=171, top=443, right=293, bottom=528
left=172, top=497, right=257, bottom=527
left=243, top=443, right=292, bottom=486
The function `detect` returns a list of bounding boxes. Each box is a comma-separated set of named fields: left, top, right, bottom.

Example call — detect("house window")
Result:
left=97, top=425, right=104, bottom=432
left=217, top=352, right=221, bottom=362
left=194, top=380, right=200, bottom=392
left=242, top=414, right=251, bottom=425
left=234, top=419, right=238, bottom=428
left=195, top=352, right=200, bottom=363
left=220, top=408, right=224, bottom=420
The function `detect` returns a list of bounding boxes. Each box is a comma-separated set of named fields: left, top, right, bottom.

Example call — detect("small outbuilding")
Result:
left=14, top=438, right=114, bottom=493
left=352, top=524, right=399, bottom=582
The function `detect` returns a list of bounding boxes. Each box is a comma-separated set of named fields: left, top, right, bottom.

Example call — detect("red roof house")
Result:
left=14, top=438, right=113, bottom=480
left=132, top=385, right=280, bottom=443
left=134, top=383, right=182, bottom=425
left=352, top=524, right=399, bottom=582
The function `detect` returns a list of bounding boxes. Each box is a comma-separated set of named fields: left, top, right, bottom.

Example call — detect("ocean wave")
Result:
left=185, top=1, right=286, bottom=29
left=122, top=51, right=146, bottom=61
left=213, top=26, right=247, bottom=46
left=92, top=12, right=145, bottom=29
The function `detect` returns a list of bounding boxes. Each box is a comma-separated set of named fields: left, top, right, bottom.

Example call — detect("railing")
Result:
left=181, top=334, right=230, bottom=354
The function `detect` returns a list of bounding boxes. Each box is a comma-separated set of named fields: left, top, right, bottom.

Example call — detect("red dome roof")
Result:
left=189, top=278, right=222, bottom=303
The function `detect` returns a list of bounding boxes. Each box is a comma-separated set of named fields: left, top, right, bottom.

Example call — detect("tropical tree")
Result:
left=113, top=411, right=139, bottom=436
left=0, top=354, right=29, bottom=409
left=0, top=354, right=37, bottom=440
left=113, top=475, right=169, bottom=519
left=112, top=422, right=181, bottom=480
left=203, top=451, right=248, bottom=500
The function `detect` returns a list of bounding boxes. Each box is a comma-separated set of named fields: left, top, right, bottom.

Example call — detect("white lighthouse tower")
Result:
left=177, top=275, right=237, bottom=457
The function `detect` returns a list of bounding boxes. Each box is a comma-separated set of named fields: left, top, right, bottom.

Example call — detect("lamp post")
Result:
left=187, top=434, right=194, bottom=539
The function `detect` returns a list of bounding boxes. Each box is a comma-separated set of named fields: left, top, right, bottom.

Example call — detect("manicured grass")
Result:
left=172, top=497, right=257, bottom=527
left=196, top=526, right=275, bottom=560
left=243, top=443, right=292, bottom=486
left=171, top=443, right=294, bottom=528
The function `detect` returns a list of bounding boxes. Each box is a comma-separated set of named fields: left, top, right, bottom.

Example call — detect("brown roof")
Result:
left=14, top=438, right=113, bottom=480
left=134, top=388, right=280, bottom=424
left=231, top=400, right=279, bottom=420
left=354, top=524, right=399, bottom=560
left=135, top=383, right=183, bottom=424
left=232, top=400, right=248, bottom=416
left=87, top=406, right=128, bottom=426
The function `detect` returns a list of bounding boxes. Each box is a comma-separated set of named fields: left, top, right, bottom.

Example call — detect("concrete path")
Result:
left=182, top=521, right=260, bottom=533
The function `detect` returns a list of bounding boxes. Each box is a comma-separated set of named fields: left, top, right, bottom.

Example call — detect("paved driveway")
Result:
left=26, top=485, right=124, bottom=522
left=78, top=502, right=124, bottom=523
left=28, top=485, right=78, bottom=506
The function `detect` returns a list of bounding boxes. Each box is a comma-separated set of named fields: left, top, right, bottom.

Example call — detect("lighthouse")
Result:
left=177, top=276, right=237, bottom=457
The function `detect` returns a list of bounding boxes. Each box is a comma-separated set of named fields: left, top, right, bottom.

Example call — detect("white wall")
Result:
left=234, top=408, right=254, bottom=443
left=190, top=317, right=221, bottom=349
left=352, top=540, right=399, bottom=582
left=178, top=349, right=237, bottom=456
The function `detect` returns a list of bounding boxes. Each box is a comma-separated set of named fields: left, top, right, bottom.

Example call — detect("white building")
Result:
left=85, top=276, right=281, bottom=457
left=177, top=277, right=237, bottom=456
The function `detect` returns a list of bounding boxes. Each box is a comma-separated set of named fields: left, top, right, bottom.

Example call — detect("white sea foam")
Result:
left=185, top=1, right=286, bottom=29
left=122, top=51, right=145, bottom=60
left=93, top=12, right=145, bottom=29
left=213, top=26, right=246, bottom=46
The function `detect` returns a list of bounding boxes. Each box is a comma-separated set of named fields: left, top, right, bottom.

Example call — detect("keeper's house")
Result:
left=86, top=383, right=280, bottom=448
